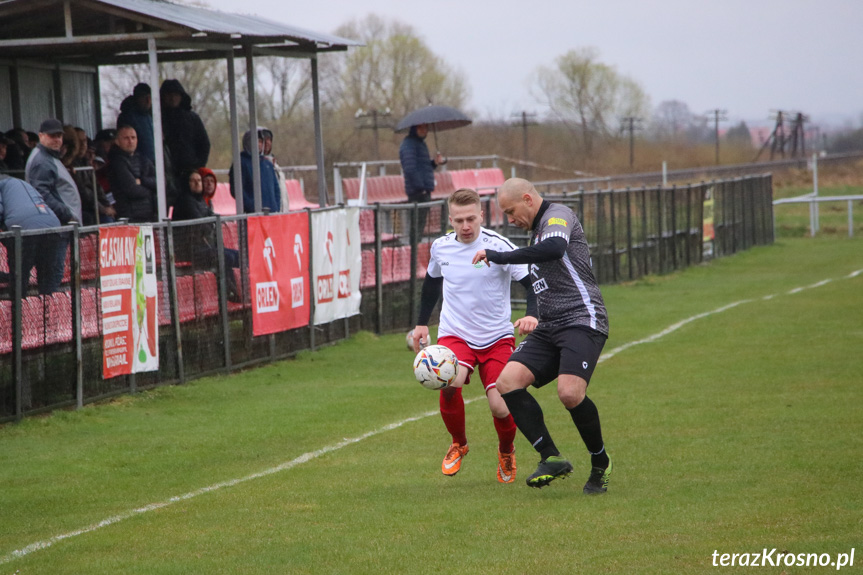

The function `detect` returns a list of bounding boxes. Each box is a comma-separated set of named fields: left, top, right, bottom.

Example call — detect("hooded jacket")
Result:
left=399, top=126, right=436, bottom=199
left=117, top=95, right=156, bottom=164
left=159, top=79, right=211, bottom=172
left=0, top=174, right=61, bottom=230
left=25, top=143, right=82, bottom=224
left=228, top=130, right=280, bottom=214
left=107, top=145, right=157, bottom=222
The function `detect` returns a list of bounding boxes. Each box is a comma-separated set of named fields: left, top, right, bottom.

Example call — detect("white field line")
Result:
left=2, top=267, right=861, bottom=565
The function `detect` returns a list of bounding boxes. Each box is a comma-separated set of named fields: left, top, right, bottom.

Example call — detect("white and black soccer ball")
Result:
left=413, top=344, right=459, bottom=390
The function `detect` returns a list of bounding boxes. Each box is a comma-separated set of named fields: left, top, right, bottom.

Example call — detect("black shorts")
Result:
left=509, top=324, right=607, bottom=388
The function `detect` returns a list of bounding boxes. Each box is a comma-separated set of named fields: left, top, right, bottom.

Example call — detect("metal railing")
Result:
left=0, top=174, right=773, bottom=423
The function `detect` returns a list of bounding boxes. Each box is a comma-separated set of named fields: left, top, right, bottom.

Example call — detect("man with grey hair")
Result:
left=25, top=118, right=82, bottom=225
left=472, top=177, right=612, bottom=493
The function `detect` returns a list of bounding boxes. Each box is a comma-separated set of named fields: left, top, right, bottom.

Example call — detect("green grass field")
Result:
left=1, top=236, right=861, bottom=574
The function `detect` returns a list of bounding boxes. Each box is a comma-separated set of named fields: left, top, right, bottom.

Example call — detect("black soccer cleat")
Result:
left=583, top=458, right=612, bottom=494
left=525, top=456, right=573, bottom=488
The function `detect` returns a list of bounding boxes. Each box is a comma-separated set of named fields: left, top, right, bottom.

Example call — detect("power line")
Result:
left=707, top=109, right=728, bottom=164
left=355, top=108, right=392, bottom=161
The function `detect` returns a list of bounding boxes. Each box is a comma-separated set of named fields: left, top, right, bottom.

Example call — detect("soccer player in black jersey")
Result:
left=472, top=178, right=612, bottom=492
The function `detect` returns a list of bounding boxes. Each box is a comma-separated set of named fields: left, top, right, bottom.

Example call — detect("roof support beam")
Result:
left=148, top=36, right=167, bottom=222
left=245, top=43, right=262, bottom=213
left=311, top=56, right=328, bottom=207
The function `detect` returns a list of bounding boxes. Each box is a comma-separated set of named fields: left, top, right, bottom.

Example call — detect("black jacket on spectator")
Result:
left=160, top=80, right=210, bottom=173
left=172, top=187, right=213, bottom=221
left=107, top=145, right=157, bottom=222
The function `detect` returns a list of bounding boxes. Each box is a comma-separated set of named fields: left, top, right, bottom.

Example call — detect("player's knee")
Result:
left=557, top=378, right=586, bottom=408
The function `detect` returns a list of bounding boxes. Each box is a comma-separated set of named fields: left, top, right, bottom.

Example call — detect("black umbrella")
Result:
left=395, top=105, right=472, bottom=150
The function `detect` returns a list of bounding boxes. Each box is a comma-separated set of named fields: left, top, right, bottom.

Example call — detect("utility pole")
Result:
left=355, top=108, right=392, bottom=161
left=708, top=109, right=728, bottom=164
left=620, top=116, right=641, bottom=169
left=511, top=111, right=537, bottom=177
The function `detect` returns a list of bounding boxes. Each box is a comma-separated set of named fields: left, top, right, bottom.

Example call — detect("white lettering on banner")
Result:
left=105, top=353, right=127, bottom=368
left=317, top=274, right=334, bottom=303
left=101, top=273, right=133, bottom=293
left=291, top=277, right=304, bottom=309
left=256, top=281, right=280, bottom=313
left=337, top=270, right=351, bottom=299
left=99, top=236, right=136, bottom=268
left=102, top=314, right=129, bottom=335
left=101, top=294, right=123, bottom=314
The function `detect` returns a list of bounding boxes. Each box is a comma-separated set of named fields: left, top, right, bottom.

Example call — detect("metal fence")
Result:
left=0, top=173, right=773, bottom=422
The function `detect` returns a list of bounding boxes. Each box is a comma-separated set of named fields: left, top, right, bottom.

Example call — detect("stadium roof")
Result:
left=0, top=0, right=361, bottom=64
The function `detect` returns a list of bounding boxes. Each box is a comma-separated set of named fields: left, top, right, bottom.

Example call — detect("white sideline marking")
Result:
left=3, top=268, right=861, bottom=565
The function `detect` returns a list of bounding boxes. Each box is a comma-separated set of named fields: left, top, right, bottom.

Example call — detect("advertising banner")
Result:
left=248, top=213, right=311, bottom=336
left=312, top=208, right=361, bottom=325
left=100, top=226, right=158, bottom=378
left=703, top=187, right=715, bottom=259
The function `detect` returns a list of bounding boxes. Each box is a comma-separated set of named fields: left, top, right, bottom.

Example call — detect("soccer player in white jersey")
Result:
left=413, top=188, right=538, bottom=483
left=473, top=178, right=612, bottom=493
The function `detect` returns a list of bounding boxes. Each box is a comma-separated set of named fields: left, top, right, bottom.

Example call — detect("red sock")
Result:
left=494, top=414, right=517, bottom=454
left=439, top=387, right=466, bottom=446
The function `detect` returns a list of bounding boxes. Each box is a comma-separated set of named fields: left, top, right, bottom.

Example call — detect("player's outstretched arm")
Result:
left=412, top=325, right=430, bottom=353
left=483, top=236, right=568, bottom=266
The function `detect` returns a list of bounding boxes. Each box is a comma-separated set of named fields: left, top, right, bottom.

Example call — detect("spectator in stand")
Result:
left=399, top=123, right=446, bottom=243
left=159, top=79, right=210, bottom=174
left=25, top=118, right=82, bottom=225
left=117, top=83, right=155, bottom=164
left=261, top=128, right=288, bottom=210
left=3, top=129, right=30, bottom=174
left=198, top=167, right=217, bottom=209
left=25, top=132, right=38, bottom=152
left=173, top=169, right=240, bottom=301
left=0, top=135, right=10, bottom=173
left=229, top=129, right=280, bottom=214
left=0, top=175, right=64, bottom=295
left=64, top=126, right=115, bottom=226
left=92, top=129, right=116, bottom=197
left=108, top=125, right=157, bottom=223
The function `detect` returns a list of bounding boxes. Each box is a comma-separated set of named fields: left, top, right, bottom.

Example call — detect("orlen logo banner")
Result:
left=248, top=213, right=310, bottom=336
left=312, top=208, right=361, bottom=325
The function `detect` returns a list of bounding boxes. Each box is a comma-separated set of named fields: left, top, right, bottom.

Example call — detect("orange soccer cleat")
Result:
left=441, top=443, right=469, bottom=476
left=497, top=448, right=516, bottom=483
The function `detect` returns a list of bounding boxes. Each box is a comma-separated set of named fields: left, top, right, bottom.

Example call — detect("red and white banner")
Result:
left=248, top=213, right=310, bottom=336
left=99, top=226, right=158, bottom=378
left=312, top=208, right=361, bottom=325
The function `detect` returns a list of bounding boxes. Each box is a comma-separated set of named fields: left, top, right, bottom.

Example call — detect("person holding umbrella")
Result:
left=397, top=105, right=471, bottom=244
left=399, top=123, right=444, bottom=243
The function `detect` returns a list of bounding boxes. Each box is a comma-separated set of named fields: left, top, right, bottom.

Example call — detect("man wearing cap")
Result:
left=24, top=118, right=82, bottom=225
left=118, top=83, right=155, bottom=164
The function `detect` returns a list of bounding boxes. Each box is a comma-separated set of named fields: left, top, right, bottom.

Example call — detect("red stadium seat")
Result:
left=81, top=287, right=101, bottom=338
left=449, top=169, right=478, bottom=192
left=0, top=300, right=10, bottom=354
left=473, top=168, right=505, bottom=195
left=194, top=272, right=220, bottom=318
left=212, top=182, right=237, bottom=215
left=21, top=296, right=46, bottom=350
left=80, top=234, right=99, bottom=281
left=45, top=291, right=72, bottom=345
left=176, top=275, right=196, bottom=323
left=360, top=249, right=376, bottom=288
left=284, top=179, right=319, bottom=211
left=221, top=221, right=239, bottom=251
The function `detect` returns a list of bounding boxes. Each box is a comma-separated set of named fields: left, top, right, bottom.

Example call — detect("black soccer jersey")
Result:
left=527, top=202, right=609, bottom=335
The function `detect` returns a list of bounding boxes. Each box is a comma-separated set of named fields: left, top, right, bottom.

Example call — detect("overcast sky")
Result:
left=201, top=0, right=863, bottom=129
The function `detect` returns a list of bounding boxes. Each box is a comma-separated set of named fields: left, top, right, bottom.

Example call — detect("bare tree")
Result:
left=535, top=47, right=649, bottom=157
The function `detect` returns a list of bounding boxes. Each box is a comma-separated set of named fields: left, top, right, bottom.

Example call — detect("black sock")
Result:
left=568, top=396, right=609, bottom=469
left=501, top=388, right=559, bottom=459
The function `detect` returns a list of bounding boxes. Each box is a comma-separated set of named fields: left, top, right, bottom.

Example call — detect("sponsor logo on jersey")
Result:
left=532, top=278, right=548, bottom=294
left=548, top=217, right=568, bottom=227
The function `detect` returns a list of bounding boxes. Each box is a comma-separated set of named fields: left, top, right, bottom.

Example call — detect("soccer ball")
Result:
left=413, top=345, right=459, bottom=390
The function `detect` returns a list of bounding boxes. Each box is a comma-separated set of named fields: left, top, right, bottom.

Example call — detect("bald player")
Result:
left=472, top=178, right=612, bottom=492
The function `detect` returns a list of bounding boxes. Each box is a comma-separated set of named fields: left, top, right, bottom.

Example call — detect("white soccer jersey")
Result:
left=427, top=228, right=528, bottom=349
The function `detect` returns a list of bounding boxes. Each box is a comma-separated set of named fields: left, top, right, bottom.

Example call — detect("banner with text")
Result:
left=248, top=213, right=311, bottom=336
left=312, top=208, right=361, bottom=325
left=100, top=226, right=159, bottom=378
